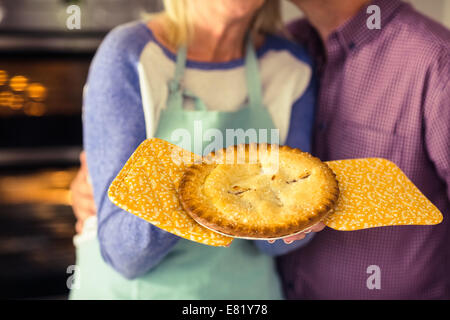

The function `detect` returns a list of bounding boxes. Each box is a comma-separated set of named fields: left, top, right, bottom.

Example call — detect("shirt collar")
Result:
left=327, top=0, right=408, bottom=53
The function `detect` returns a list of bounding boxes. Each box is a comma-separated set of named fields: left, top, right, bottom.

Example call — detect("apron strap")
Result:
left=168, top=45, right=208, bottom=111
left=166, top=46, right=187, bottom=111
left=171, top=46, right=187, bottom=91
left=244, top=35, right=264, bottom=109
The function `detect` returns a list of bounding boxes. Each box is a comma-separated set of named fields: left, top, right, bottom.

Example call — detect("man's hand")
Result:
left=70, top=151, right=97, bottom=234
left=268, top=222, right=326, bottom=244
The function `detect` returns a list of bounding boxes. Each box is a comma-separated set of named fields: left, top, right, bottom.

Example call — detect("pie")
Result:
left=178, top=144, right=339, bottom=239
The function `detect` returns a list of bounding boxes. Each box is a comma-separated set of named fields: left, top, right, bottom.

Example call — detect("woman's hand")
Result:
left=268, top=222, right=326, bottom=244
left=70, top=151, right=97, bottom=234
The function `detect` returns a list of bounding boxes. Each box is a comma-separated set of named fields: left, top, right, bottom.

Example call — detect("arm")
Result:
left=83, top=24, right=179, bottom=279
left=70, top=151, right=96, bottom=234
left=285, top=66, right=316, bottom=153
left=423, top=55, right=450, bottom=202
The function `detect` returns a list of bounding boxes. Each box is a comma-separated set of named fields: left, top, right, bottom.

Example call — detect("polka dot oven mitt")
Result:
left=108, top=138, right=233, bottom=247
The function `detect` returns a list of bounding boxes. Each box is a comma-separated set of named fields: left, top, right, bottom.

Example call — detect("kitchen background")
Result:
left=0, top=0, right=448, bottom=299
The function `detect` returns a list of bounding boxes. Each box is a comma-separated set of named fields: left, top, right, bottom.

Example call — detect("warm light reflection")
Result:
left=24, top=102, right=46, bottom=116
left=1, top=74, right=48, bottom=115
left=10, top=94, right=24, bottom=110
left=10, top=75, right=28, bottom=92
left=0, top=168, right=78, bottom=205
left=0, top=91, right=12, bottom=107
left=0, top=70, right=7, bottom=86
left=27, top=82, right=47, bottom=102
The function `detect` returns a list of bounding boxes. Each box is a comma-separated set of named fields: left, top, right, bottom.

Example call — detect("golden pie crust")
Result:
left=178, top=144, right=339, bottom=239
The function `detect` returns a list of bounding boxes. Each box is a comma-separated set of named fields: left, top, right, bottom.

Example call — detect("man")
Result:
left=277, top=0, right=450, bottom=299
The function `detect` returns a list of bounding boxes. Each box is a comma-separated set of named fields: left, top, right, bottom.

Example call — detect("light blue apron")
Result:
left=70, top=37, right=282, bottom=299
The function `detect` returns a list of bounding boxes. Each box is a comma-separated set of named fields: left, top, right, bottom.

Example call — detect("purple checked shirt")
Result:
left=279, top=0, right=450, bottom=299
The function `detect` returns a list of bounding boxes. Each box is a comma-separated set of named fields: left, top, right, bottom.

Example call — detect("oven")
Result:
left=0, top=0, right=163, bottom=299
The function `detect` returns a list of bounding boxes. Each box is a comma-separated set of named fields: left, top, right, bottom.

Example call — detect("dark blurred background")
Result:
left=0, top=0, right=163, bottom=299
left=0, top=0, right=448, bottom=300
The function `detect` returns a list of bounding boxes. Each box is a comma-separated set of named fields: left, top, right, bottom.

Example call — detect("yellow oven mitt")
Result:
left=108, top=138, right=233, bottom=247
left=108, top=138, right=443, bottom=246
left=324, top=158, right=443, bottom=230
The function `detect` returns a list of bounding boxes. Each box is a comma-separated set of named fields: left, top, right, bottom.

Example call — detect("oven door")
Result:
left=0, top=52, right=90, bottom=166
left=0, top=0, right=163, bottom=300
left=0, top=51, right=90, bottom=298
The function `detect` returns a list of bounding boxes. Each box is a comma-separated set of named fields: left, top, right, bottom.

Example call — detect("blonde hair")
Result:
left=158, top=0, right=283, bottom=48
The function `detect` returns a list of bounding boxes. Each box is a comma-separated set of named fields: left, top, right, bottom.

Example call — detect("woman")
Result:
left=70, top=0, right=322, bottom=299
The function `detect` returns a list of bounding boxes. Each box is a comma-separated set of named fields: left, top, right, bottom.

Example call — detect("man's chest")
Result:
left=312, top=51, right=427, bottom=165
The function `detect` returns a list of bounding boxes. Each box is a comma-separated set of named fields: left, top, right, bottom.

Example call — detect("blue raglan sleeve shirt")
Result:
left=83, top=22, right=317, bottom=279
left=83, top=23, right=180, bottom=279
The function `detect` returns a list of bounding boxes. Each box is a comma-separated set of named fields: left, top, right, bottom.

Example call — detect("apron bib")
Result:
left=70, top=37, right=282, bottom=300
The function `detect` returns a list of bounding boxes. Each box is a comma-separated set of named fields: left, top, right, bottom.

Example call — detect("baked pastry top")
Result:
left=178, top=144, right=339, bottom=239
